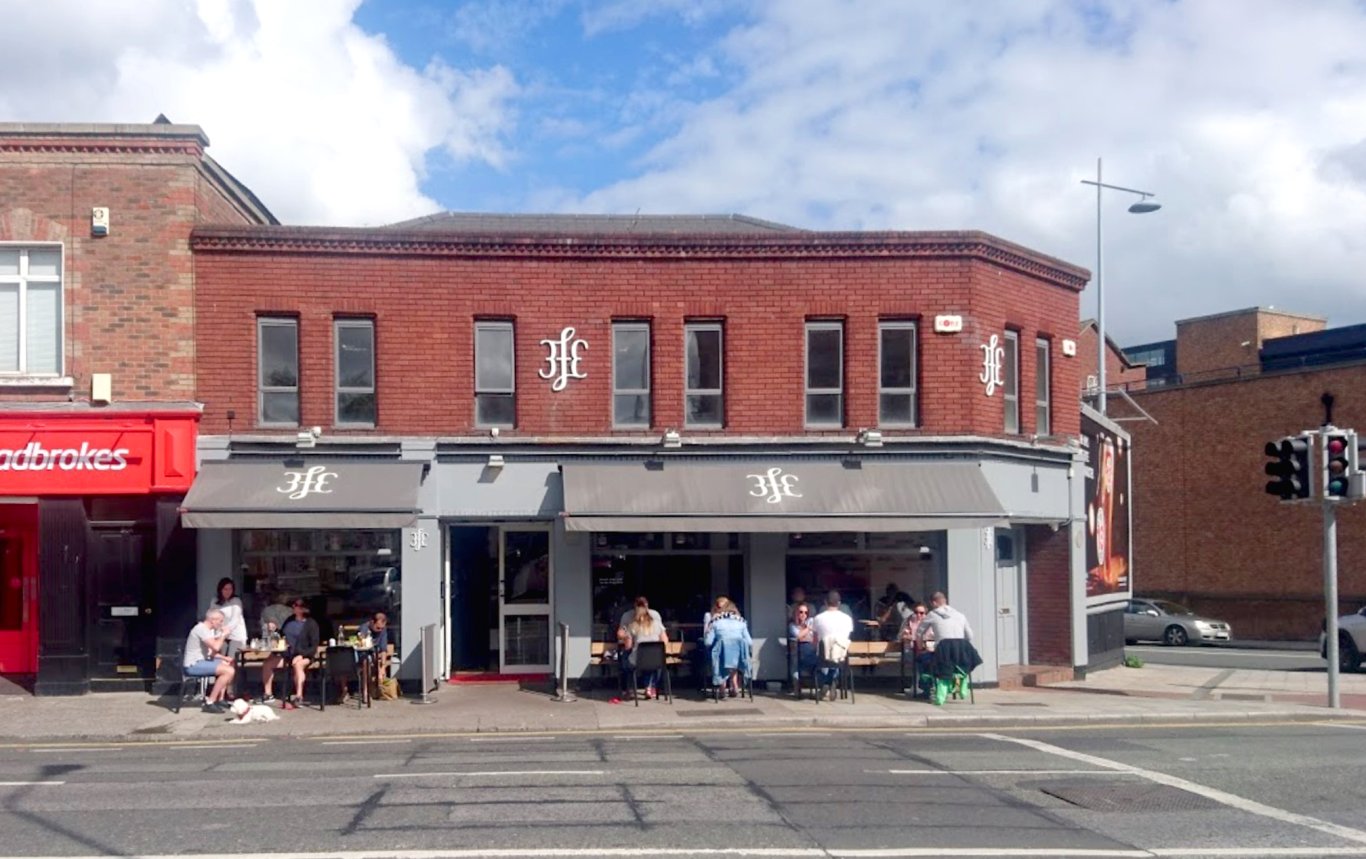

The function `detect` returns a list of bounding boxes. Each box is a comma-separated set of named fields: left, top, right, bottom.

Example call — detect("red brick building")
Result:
left=0, top=121, right=273, bottom=692
left=180, top=219, right=1111, bottom=687
left=1114, top=307, right=1366, bottom=642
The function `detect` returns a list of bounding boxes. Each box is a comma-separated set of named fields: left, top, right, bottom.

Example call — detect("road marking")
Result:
left=321, top=739, right=413, bottom=746
left=43, top=847, right=1366, bottom=858
left=375, top=769, right=608, bottom=779
left=468, top=735, right=559, bottom=742
left=982, top=732, right=1366, bottom=845
left=871, top=769, right=1123, bottom=776
left=1317, top=721, right=1366, bottom=731
left=612, top=734, right=685, bottom=740
left=165, top=742, right=263, bottom=750
left=0, top=781, right=64, bottom=786
left=28, top=747, right=125, bottom=753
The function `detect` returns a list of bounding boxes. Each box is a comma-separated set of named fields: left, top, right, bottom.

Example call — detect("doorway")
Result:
left=448, top=524, right=553, bottom=676
left=89, top=525, right=156, bottom=683
left=995, top=528, right=1023, bottom=666
left=0, top=504, right=38, bottom=675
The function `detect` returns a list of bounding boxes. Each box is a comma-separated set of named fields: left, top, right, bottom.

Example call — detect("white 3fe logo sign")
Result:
left=747, top=466, right=802, bottom=504
left=539, top=326, right=588, bottom=392
left=278, top=465, right=338, bottom=499
left=980, top=333, right=1005, bottom=397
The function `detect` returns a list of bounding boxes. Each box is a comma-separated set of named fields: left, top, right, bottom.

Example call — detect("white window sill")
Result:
left=0, top=376, right=73, bottom=388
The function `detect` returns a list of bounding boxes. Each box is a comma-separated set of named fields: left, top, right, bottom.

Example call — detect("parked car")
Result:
left=1319, top=606, right=1366, bottom=672
left=1124, top=598, right=1233, bottom=646
left=351, top=566, right=401, bottom=615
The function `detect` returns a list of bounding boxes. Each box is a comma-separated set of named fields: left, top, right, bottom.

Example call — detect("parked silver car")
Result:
left=1124, top=598, right=1232, bottom=646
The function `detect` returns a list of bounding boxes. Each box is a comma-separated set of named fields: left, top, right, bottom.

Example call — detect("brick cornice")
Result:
left=0, top=139, right=204, bottom=157
left=192, top=226, right=1089, bottom=291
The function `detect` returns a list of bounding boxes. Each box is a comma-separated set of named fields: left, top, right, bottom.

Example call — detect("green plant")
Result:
left=1123, top=654, right=1144, bottom=669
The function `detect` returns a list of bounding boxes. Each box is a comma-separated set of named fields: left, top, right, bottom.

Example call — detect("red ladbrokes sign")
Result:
left=0, top=414, right=197, bottom=495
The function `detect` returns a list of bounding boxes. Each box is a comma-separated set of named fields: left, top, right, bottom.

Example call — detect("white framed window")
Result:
left=0, top=245, right=63, bottom=376
left=684, top=322, right=723, bottom=427
left=335, top=318, right=376, bottom=427
left=805, top=321, right=843, bottom=427
left=258, top=317, right=299, bottom=427
left=612, top=321, right=651, bottom=428
left=1035, top=337, right=1051, bottom=435
left=475, top=320, right=515, bottom=427
left=1003, top=329, right=1020, bottom=434
left=878, top=321, right=917, bottom=427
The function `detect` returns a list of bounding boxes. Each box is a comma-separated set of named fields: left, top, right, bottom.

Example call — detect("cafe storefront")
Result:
left=0, top=407, right=199, bottom=694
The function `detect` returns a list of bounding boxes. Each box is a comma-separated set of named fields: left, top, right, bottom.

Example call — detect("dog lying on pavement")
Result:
left=228, top=697, right=280, bottom=724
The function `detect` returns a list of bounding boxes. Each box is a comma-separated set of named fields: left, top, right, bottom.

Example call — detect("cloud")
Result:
left=569, top=0, right=1366, bottom=343
left=0, top=0, right=518, bottom=226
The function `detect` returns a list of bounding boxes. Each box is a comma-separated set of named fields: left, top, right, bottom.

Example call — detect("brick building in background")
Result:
left=180, top=219, right=1114, bottom=690
left=1112, top=307, right=1366, bottom=645
left=0, top=121, right=273, bottom=693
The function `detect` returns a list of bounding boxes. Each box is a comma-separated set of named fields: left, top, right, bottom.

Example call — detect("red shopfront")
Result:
left=0, top=409, right=198, bottom=694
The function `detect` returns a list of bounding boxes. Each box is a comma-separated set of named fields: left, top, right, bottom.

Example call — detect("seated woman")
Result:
left=703, top=596, right=752, bottom=699
left=788, top=602, right=817, bottom=693
left=622, top=605, right=669, bottom=700
left=899, top=603, right=935, bottom=695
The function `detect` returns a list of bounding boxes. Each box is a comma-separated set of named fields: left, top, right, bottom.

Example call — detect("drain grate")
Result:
left=675, top=707, right=764, bottom=717
left=1036, top=780, right=1220, bottom=812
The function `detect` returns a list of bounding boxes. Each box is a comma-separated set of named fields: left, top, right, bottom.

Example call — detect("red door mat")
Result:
left=448, top=672, right=552, bottom=684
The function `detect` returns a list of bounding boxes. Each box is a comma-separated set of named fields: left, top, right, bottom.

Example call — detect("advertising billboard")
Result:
left=1082, top=409, right=1132, bottom=606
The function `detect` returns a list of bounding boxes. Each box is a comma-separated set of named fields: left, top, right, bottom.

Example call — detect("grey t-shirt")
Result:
left=183, top=622, right=220, bottom=668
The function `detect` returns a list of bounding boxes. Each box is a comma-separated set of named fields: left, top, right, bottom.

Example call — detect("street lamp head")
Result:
left=1128, top=196, right=1161, bottom=214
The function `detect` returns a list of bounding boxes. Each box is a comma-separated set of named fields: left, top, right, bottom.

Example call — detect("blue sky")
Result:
left=2, top=0, right=1366, bottom=345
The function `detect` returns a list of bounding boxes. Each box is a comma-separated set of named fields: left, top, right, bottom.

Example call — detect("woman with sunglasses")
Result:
left=900, top=603, right=935, bottom=698
left=788, top=602, right=818, bottom=695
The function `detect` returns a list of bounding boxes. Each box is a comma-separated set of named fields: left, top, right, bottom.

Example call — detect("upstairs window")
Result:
left=258, top=317, right=299, bottom=426
left=684, top=323, right=723, bottom=427
left=878, top=321, right=917, bottom=426
left=335, top=318, right=376, bottom=427
left=475, top=321, right=515, bottom=427
left=805, top=321, right=844, bottom=427
left=1003, top=329, right=1020, bottom=434
left=1035, top=337, right=1051, bottom=435
left=612, top=322, right=651, bottom=427
left=0, top=246, right=62, bottom=376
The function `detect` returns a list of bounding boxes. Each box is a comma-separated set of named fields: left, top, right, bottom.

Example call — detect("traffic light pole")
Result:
left=1324, top=496, right=1340, bottom=709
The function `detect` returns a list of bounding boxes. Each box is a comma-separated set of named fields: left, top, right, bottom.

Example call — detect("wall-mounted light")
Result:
left=856, top=428, right=883, bottom=448
left=486, top=453, right=505, bottom=469
left=662, top=429, right=682, bottom=448
left=296, top=426, right=321, bottom=449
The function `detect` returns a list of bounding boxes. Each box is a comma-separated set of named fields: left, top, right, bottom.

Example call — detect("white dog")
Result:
left=228, top=697, right=280, bottom=724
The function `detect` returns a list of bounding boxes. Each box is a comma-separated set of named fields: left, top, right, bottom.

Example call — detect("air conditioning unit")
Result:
left=1085, top=374, right=1099, bottom=394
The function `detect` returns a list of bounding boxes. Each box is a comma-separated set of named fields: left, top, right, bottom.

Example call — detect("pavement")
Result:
left=1, top=662, right=1364, bottom=744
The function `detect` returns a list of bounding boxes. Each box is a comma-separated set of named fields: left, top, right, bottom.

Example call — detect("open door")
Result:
left=498, top=527, right=552, bottom=674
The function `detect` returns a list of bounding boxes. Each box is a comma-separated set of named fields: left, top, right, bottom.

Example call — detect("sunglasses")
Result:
left=914, top=610, right=927, bottom=616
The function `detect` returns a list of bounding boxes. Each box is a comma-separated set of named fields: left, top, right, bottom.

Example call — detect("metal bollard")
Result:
left=552, top=622, right=577, bottom=703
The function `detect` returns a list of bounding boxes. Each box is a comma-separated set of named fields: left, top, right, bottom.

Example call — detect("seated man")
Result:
left=183, top=608, right=236, bottom=713
left=918, top=591, right=982, bottom=705
left=810, top=590, right=854, bottom=701
left=338, top=610, right=391, bottom=704
left=262, top=598, right=320, bottom=709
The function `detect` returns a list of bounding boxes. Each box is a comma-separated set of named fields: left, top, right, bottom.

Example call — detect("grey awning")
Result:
left=180, top=461, right=424, bottom=529
left=561, top=460, right=1006, bottom=533
left=429, top=462, right=562, bottom=518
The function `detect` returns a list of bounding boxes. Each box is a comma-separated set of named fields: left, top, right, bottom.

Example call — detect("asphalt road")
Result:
left=2, top=722, right=1366, bottom=857
left=1128, top=644, right=1325, bottom=672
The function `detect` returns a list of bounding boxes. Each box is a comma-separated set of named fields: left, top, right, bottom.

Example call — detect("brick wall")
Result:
left=1026, top=524, right=1072, bottom=664
left=192, top=233, right=1086, bottom=439
left=0, top=127, right=266, bottom=405
left=1124, top=364, right=1366, bottom=639
left=1175, top=308, right=1326, bottom=383
left=1076, top=324, right=1146, bottom=396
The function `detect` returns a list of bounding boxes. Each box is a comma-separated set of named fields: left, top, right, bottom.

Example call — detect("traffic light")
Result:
left=1323, top=430, right=1358, bottom=499
left=1265, top=434, right=1313, bottom=501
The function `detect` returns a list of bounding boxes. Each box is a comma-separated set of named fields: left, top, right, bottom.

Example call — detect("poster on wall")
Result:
left=1082, top=408, right=1132, bottom=607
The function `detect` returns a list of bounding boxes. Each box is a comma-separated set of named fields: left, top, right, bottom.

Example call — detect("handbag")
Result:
left=379, top=677, right=400, bottom=700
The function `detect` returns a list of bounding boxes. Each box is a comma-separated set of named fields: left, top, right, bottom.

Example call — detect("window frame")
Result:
left=257, top=316, right=300, bottom=428
left=334, top=317, right=376, bottom=428
left=683, top=322, right=724, bottom=429
left=612, top=321, right=652, bottom=428
left=0, top=243, right=64, bottom=378
left=474, top=320, right=516, bottom=428
left=877, top=320, right=918, bottom=428
left=1035, top=336, right=1051, bottom=436
left=804, top=320, right=844, bottom=428
left=1002, top=329, right=1021, bottom=434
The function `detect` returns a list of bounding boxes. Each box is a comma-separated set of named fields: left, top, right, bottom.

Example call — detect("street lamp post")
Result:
left=1080, top=157, right=1160, bottom=415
